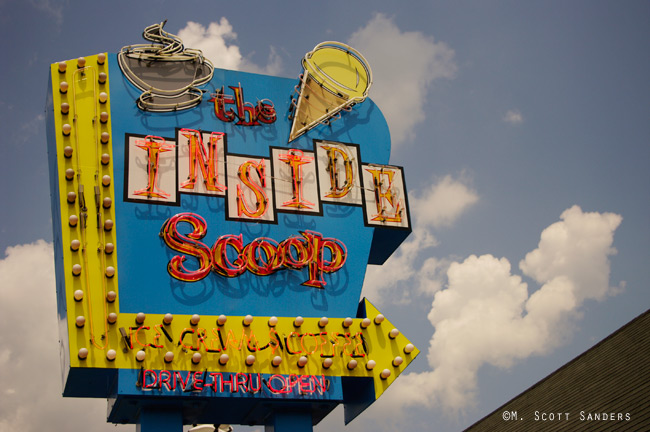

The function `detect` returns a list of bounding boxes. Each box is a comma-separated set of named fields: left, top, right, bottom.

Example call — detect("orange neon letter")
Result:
left=180, top=129, right=227, bottom=193
left=279, top=149, right=315, bottom=209
left=322, top=145, right=354, bottom=199
left=133, top=135, right=174, bottom=199
left=236, top=159, right=269, bottom=218
left=365, top=167, right=403, bottom=223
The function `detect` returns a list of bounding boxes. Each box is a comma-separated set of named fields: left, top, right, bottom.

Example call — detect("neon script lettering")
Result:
left=210, top=84, right=276, bottom=126
left=129, top=325, right=367, bottom=359
left=160, top=213, right=347, bottom=288
left=141, top=370, right=329, bottom=397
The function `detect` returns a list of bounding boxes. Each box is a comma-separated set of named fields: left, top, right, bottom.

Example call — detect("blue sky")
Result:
left=0, top=1, right=648, bottom=431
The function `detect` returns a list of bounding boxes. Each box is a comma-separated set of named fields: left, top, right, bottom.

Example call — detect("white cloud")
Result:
left=503, top=109, right=523, bottom=125
left=0, top=241, right=126, bottom=432
left=376, top=206, right=622, bottom=414
left=362, top=176, right=477, bottom=301
left=412, top=175, right=479, bottom=229
left=519, top=205, right=623, bottom=303
left=177, top=19, right=283, bottom=75
left=348, top=14, right=457, bottom=146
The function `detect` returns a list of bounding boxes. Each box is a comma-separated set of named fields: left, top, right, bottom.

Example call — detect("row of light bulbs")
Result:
left=58, top=55, right=119, bottom=352
left=76, top=311, right=414, bottom=379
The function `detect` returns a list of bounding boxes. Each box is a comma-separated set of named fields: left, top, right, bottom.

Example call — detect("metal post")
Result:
left=265, top=410, right=313, bottom=432
left=136, top=405, right=183, bottom=432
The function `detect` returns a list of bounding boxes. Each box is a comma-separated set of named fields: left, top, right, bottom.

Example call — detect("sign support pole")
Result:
left=136, top=406, right=183, bottom=432
left=265, top=411, right=313, bottom=432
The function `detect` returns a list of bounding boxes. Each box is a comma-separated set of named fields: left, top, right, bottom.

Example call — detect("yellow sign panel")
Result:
left=50, top=55, right=120, bottom=361
left=66, top=299, right=416, bottom=400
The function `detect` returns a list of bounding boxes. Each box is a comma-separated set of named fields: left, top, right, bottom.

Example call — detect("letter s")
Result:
left=160, top=213, right=212, bottom=282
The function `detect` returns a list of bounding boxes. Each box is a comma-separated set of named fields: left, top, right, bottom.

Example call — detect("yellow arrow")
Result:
left=67, top=298, right=419, bottom=400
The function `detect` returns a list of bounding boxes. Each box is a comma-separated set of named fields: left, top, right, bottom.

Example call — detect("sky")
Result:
left=1, top=1, right=649, bottom=431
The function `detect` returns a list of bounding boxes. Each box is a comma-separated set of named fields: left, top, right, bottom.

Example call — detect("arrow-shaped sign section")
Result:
left=69, top=298, right=419, bottom=420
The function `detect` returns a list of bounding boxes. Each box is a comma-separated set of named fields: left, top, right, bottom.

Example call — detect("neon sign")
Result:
left=129, top=324, right=366, bottom=359
left=47, top=28, right=418, bottom=429
left=125, top=129, right=410, bottom=231
left=140, top=370, right=330, bottom=397
left=210, top=84, right=277, bottom=126
left=160, top=213, right=347, bottom=288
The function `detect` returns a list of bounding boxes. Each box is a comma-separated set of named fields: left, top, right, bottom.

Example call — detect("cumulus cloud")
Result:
left=412, top=175, right=479, bottom=230
left=503, top=109, right=523, bottom=125
left=348, top=14, right=457, bottom=146
left=378, top=205, right=622, bottom=413
left=0, top=241, right=124, bottom=432
left=362, top=176, right=478, bottom=301
left=177, top=19, right=282, bottom=75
